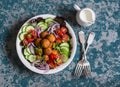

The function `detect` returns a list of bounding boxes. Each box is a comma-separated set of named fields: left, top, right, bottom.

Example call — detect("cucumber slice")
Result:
left=37, top=22, right=45, bottom=25
left=26, top=47, right=31, bottom=54
left=25, top=25, right=34, bottom=32
left=60, top=42, right=69, bottom=48
left=45, top=18, right=54, bottom=25
left=24, top=48, right=30, bottom=56
left=19, top=32, right=26, bottom=41
left=60, top=46, right=69, bottom=52
left=45, top=18, right=54, bottom=23
left=25, top=55, right=29, bottom=60
left=60, top=46, right=70, bottom=57
left=62, top=54, right=68, bottom=63
left=22, top=25, right=28, bottom=32
left=37, top=22, right=48, bottom=31
left=28, top=55, right=36, bottom=62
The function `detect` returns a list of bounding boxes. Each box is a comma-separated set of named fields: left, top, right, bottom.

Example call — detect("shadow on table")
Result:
left=4, top=17, right=35, bottom=74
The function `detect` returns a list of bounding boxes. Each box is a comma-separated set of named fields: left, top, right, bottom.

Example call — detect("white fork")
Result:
left=74, top=31, right=95, bottom=77
left=74, top=31, right=85, bottom=77
left=83, top=32, right=95, bottom=77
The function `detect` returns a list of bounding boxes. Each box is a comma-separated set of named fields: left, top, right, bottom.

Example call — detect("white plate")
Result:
left=16, top=14, right=77, bottom=74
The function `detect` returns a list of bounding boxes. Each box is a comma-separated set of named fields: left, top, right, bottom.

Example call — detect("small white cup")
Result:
left=74, top=4, right=96, bottom=27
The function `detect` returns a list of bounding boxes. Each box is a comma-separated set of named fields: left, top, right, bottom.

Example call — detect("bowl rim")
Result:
left=16, top=14, right=77, bottom=74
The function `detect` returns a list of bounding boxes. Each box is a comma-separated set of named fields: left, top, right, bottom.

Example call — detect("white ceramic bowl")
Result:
left=16, top=14, right=77, bottom=74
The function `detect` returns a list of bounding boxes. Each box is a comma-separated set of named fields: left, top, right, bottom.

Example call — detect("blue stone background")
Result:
left=0, top=0, right=120, bottom=87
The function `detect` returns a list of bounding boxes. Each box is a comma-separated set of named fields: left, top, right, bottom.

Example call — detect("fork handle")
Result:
left=82, top=44, right=90, bottom=61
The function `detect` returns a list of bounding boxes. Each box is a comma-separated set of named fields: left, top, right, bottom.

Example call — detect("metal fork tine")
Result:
left=75, top=64, right=80, bottom=76
left=74, top=63, right=83, bottom=77
left=84, top=66, right=88, bottom=77
left=77, top=65, right=82, bottom=77
left=85, top=65, right=91, bottom=78
left=88, top=66, right=92, bottom=76
left=76, top=64, right=82, bottom=76
left=85, top=66, right=90, bottom=78
left=74, top=64, right=80, bottom=76
left=87, top=66, right=91, bottom=77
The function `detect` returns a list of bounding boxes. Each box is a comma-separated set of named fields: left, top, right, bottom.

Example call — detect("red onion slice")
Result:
left=47, top=21, right=60, bottom=33
left=32, top=60, right=50, bottom=71
left=37, top=28, right=42, bottom=37
left=28, top=44, right=35, bottom=54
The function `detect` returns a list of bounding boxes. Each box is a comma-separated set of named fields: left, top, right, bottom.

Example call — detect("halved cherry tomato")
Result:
left=26, top=34, right=32, bottom=39
left=55, top=29, right=64, bottom=37
left=56, top=37, right=62, bottom=44
left=49, top=53, right=60, bottom=60
left=28, top=30, right=37, bottom=39
left=27, top=38, right=34, bottom=43
left=48, top=62, right=57, bottom=69
left=60, top=27, right=67, bottom=34
left=47, top=59, right=57, bottom=69
left=56, top=58, right=62, bottom=65
left=22, top=39, right=28, bottom=46
left=31, top=30, right=37, bottom=38
left=62, top=34, right=69, bottom=42
left=49, top=53, right=56, bottom=60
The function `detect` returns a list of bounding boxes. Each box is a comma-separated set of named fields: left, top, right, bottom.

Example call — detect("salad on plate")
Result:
left=18, top=16, right=72, bottom=71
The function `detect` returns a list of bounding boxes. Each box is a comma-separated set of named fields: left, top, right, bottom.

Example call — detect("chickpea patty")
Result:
left=40, top=32, right=48, bottom=38
left=46, top=34, right=55, bottom=42
left=41, top=39, right=50, bottom=48
left=44, top=48, right=52, bottom=55
left=34, top=38, right=41, bottom=47
left=52, top=50, right=58, bottom=55
left=43, top=55, right=49, bottom=61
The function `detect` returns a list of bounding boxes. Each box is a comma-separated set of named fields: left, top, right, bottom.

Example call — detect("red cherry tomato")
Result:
left=48, top=61, right=57, bottom=69
left=31, top=30, right=37, bottom=38
left=26, top=34, right=32, bottom=39
left=22, top=39, right=28, bottom=46
left=49, top=53, right=56, bottom=60
left=55, top=29, right=64, bottom=37
left=56, top=37, right=62, bottom=44
left=27, top=38, right=34, bottom=43
left=27, top=30, right=37, bottom=39
left=62, top=34, right=69, bottom=42
left=56, top=58, right=62, bottom=65
left=60, top=27, right=67, bottom=34
left=49, top=53, right=60, bottom=60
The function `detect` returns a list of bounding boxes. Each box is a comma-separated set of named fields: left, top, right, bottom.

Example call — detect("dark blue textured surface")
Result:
left=0, top=0, right=120, bottom=87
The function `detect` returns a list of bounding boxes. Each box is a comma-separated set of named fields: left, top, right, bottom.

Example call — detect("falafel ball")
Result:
left=41, top=39, right=50, bottom=48
left=52, top=50, right=58, bottom=55
left=34, top=38, right=41, bottom=47
left=43, top=55, right=49, bottom=61
left=40, top=32, right=49, bottom=38
left=35, top=48, right=43, bottom=55
left=46, top=34, right=55, bottom=42
left=49, top=43, right=53, bottom=48
left=44, top=47, right=52, bottom=55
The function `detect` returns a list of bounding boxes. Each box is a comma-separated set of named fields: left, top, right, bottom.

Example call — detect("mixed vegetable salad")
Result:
left=19, top=16, right=71, bottom=70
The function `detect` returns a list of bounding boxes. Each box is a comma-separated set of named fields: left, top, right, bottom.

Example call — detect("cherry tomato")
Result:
left=27, top=38, right=34, bottom=43
left=55, top=29, right=64, bottom=37
left=48, top=61, right=57, bottom=69
left=60, top=27, right=67, bottom=34
left=49, top=53, right=56, bottom=60
left=62, top=34, right=69, bottom=42
left=26, top=34, right=32, bottom=39
left=22, top=39, right=28, bottom=46
left=56, top=58, right=62, bottom=65
left=56, top=37, right=62, bottom=44
left=31, top=30, right=37, bottom=38
left=27, top=30, right=37, bottom=39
